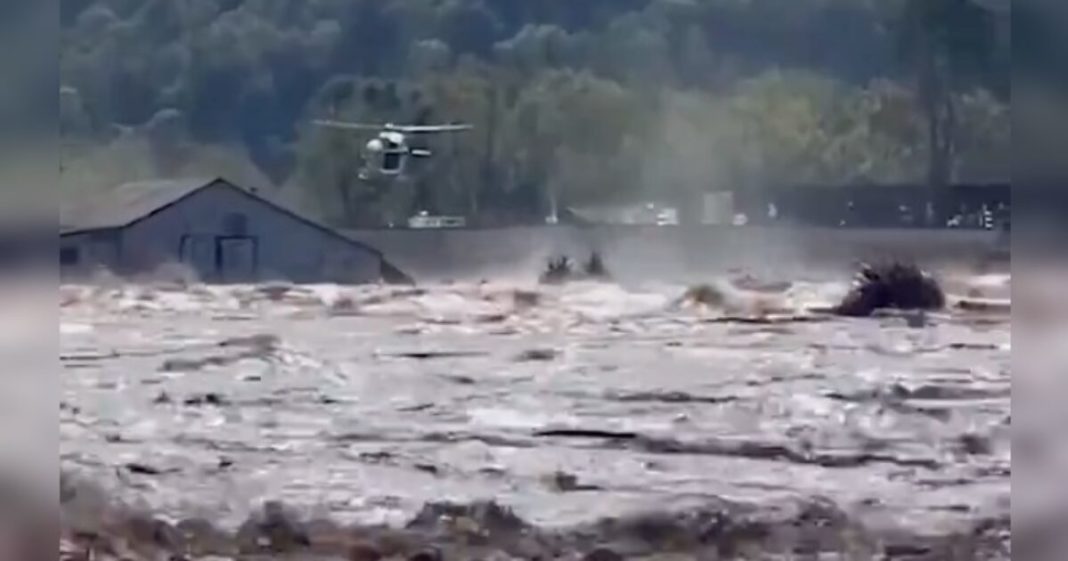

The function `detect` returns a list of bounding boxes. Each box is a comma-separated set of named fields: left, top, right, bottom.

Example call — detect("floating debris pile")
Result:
left=540, top=252, right=611, bottom=285
left=57, top=488, right=1010, bottom=561
left=834, top=262, right=946, bottom=317
left=584, top=251, right=610, bottom=279
left=539, top=256, right=575, bottom=285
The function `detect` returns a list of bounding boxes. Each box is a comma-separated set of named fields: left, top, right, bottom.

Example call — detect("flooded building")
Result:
left=60, top=177, right=407, bottom=284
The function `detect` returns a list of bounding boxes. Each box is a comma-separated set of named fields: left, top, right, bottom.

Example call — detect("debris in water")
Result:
left=407, top=500, right=527, bottom=537
left=413, top=463, right=441, bottom=476
left=55, top=491, right=1011, bottom=560
left=957, top=433, right=993, bottom=456
left=681, top=284, right=726, bottom=307
left=608, top=390, right=737, bottom=405
left=540, top=255, right=574, bottom=285
left=182, top=392, right=229, bottom=407
left=160, top=355, right=235, bottom=372
left=584, top=547, right=624, bottom=561
left=257, top=282, right=293, bottom=302
left=584, top=251, right=610, bottom=279
left=61, top=351, right=120, bottom=362
left=159, top=334, right=281, bottom=372
left=475, top=312, right=509, bottom=323
left=512, top=289, right=541, bottom=309
left=546, top=470, right=602, bottom=492
left=700, top=315, right=825, bottom=325
left=540, top=252, right=611, bottom=284
left=408, top=547, right=444, bottom=561
left=515, top=348, right=558, bottom=362
left=329, top=295, right=360, bottom=315
left=219, top=333, right=280, bottom=352
left=955, top=298, right=1011, bottom=314
left=534, top=428, right=640, bottom=440
left=235, top=500, right=311, bottom=554
left=834, top=262, right=945, bottom=317
left=123, top=463, right=166, bottom=476
left=348, top=541, right=385, bottom=561
left=380, top=350, right=489, bottom=361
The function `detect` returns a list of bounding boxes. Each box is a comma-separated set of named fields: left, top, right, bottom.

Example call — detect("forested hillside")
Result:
left=60, top=0, right=1010, bottom=226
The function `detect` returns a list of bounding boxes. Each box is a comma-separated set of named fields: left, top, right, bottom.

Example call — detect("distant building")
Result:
left=407, top=211, right=467, bottom=229
left=733, top=182, right=1010, bottom=228
left=60, top=177, right=409, bottom=284
left=701, top=191, right=736, bottom=225
left=564, top=202, right=680, bottom=226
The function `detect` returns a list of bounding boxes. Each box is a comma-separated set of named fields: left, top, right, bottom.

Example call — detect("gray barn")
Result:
left=60, top=177, right=408, bottom=284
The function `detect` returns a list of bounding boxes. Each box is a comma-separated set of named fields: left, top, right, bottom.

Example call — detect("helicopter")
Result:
left=312, top=120, right=474, bottom=181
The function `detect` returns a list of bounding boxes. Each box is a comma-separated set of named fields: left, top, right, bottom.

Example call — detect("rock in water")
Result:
left=834, top=262, right=945, bottom=317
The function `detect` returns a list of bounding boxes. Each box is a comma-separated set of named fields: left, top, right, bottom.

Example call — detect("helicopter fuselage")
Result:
left=313, top=119, right=471, bottom=182
left=362, top=131, right=412, bottom=179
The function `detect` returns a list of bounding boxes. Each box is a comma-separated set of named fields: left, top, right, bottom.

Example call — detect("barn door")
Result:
left=179, top=235, right=215, bottom=280
left=216, top=237, right=257, bottom=282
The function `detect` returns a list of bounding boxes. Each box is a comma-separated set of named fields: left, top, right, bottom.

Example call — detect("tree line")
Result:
left=60, top=0, right=1010, bottom=226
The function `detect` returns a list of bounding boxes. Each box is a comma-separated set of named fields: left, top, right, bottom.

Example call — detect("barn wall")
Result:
left=117, top=182, right=383, bottom=283
left=59, top=230, right=122, bottom=279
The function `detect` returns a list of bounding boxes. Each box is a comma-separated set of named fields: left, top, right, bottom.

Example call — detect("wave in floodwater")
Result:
left=58, top=268, right=1011, bottom=322
left=59, top=270, right=1011, bottom=560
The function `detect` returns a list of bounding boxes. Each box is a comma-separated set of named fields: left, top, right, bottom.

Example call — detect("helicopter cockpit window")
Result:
left=382, top=152, right=402, bottom=172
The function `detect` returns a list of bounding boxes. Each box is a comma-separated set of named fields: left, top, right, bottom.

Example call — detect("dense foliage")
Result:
left=60, top=0, right=1009, bottom=226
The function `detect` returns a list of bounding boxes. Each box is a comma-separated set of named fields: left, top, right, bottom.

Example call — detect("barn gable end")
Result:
left=60, top=178, right=408, bottom=284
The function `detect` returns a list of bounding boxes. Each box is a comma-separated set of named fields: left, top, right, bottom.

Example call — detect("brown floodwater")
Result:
left=58, top=269, right=1011, bottom=559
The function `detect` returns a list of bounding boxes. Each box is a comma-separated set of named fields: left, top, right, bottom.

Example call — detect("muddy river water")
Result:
left=58, top=271, right=1011, bottom=559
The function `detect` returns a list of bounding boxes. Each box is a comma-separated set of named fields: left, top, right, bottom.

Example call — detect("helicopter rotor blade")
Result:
left=392, top=124, right=474, bottom=134
left=312, top=120, right=387, bottom=131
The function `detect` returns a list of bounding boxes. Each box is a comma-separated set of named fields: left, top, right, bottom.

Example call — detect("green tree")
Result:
left=509, top=69, right=646, bottom=213
left=57, top=0, right=1010, bottom=224
left=895, top=0, right=1000, bottom=199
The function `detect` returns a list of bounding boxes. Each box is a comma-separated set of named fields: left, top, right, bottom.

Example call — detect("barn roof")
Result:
left=59, top=177, right=386, bottom=254
left=60, top=178, right=220, bottom=235
left=59, top=176, right=415, bottom=283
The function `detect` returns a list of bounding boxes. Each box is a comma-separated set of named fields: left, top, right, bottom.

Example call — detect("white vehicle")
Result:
left=655, top=208, right=679, bottom=226
left=630, top=203, right=678, bottom=226
left=408, top=212, right=466, bottom=229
